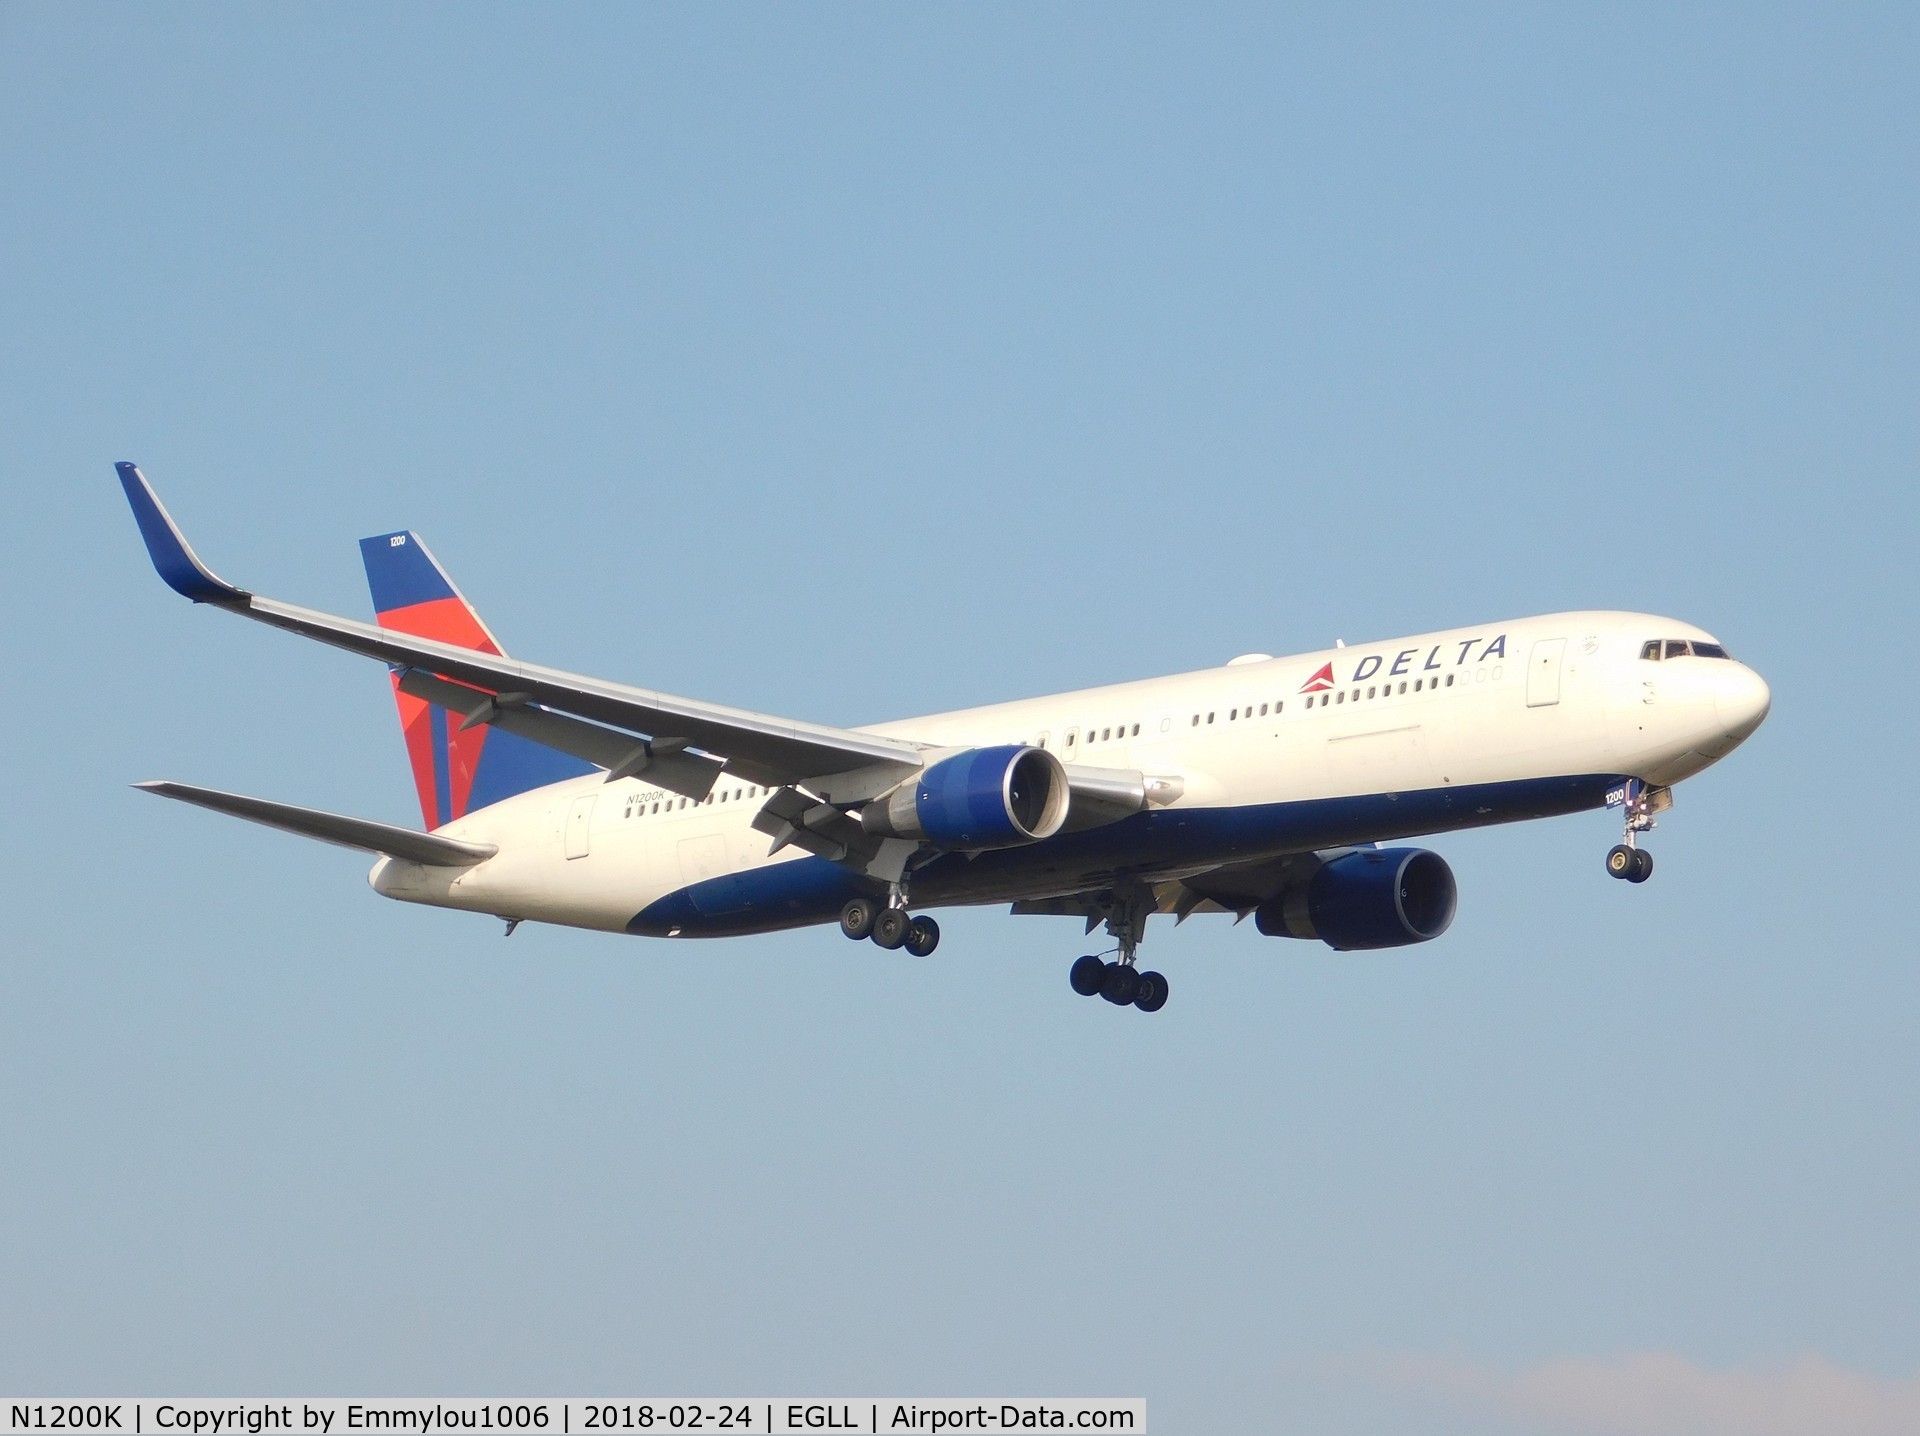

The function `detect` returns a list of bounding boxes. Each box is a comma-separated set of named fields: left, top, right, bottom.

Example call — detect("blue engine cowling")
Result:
left=1254, top=848, right=1457, bottom=950
left=861, top=744, right=1070, bottom=849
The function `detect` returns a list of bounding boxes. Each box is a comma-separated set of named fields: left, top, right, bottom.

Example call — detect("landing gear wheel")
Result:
left=1605, top=844, right=1637, bottom=880
left=1100, top=962, right=1140, bottom=1006
left=904, top=915, right=940, bottom=957
left=1628, top=848, right=1654, bottom=883
left=871, top=907, right=911, bottom=950
left=1069, top=955, right=1106, bottom=996
left=840, top=897, right=877, bottom=940
left=1132, top=970, right=1169, bottom=1013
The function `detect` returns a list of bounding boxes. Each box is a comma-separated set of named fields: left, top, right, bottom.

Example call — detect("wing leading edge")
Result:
left=116, top=463, right=925, bottom=801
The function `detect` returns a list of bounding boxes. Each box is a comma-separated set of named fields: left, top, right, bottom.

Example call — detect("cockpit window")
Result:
left=1644, top=637, right=1733, bottom=661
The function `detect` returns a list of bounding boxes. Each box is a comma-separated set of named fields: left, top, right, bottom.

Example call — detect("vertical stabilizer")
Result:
left=359, top=532, right=593, bottom=828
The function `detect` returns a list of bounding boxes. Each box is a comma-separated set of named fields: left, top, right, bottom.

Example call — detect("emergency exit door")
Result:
left=1526, top=638, right=1566, bottom=708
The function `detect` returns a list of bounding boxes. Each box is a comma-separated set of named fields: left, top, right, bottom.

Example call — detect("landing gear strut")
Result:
left=1066, top=884, right=1170, bottom=1014
left=1604, top=778, right=1661, bottom=883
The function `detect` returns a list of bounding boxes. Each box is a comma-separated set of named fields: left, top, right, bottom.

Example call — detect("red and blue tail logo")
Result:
left=360, top=531, right=592, bottom=829
left=1300, top=662, right=1337, bottom=693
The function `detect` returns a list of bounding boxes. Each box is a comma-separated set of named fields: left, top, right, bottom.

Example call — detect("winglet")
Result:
left=115, top=462, right=250, bottom=604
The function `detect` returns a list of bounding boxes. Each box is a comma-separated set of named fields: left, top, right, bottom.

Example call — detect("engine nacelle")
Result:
left=1254, top=848, right=1457, bottom=951
left=860, top=745, right=1070, bottom=849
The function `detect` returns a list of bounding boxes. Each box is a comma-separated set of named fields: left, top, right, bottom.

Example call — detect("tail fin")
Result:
left=360, top=531, right=592, bottom=828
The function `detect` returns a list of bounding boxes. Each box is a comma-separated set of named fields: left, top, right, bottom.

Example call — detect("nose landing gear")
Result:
left=1604, top=778, right=1666, bottom=883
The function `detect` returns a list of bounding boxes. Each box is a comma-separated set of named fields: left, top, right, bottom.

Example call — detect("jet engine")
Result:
left=860, top=744, right=1070, bottom=849
left=1254, top=847, right=1457, bottom=951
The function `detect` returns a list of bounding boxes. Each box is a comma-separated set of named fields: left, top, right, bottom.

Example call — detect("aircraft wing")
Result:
left=117, top=464, right=926, bottom=800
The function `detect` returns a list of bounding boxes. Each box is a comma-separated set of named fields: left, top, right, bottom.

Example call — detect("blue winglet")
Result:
left=115, top=462, right=249, bottom=604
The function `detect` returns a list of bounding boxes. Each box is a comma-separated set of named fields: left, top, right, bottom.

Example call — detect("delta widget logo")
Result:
left=1298, top=634, right=1510, bottom=694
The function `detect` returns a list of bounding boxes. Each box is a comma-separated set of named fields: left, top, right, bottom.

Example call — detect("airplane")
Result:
left=116, top=462, right=1772, bottom=1013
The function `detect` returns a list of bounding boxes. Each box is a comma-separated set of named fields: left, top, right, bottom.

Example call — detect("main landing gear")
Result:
left=1604, top=778, right=1660, bottom=884
left=1070, top=954, right=1169, bottom=1012
left=1066, top=884, right=1169, bottom=1014
left=840, top=896, right=940, bottom=957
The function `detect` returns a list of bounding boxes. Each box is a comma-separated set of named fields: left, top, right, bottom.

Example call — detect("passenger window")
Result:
left=1367, top=686, right=1375, bottom=699
left=1191, top=714, right=1199, bottom=726
left=1101, top=728, right=1110, bottom=741
left=1640, top=641, right=1662, bottom=661
left=1229, top=709, right=1237, bottom=721
left=1131, top=723, right=1140, bottom=736
left=1276, top=701, right=1283, bottom=713
left=1445, top=674, right=1454, bottom=687
left=1207, top=712, right=1216, bottom=723
left=1665, top=639, right=1692, bottom=659
left=1336, top=692, right=1344, bottom=704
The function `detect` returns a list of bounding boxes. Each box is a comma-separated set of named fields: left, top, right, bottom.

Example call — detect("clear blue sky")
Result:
left=2, top=5, right=1915, bottom=1432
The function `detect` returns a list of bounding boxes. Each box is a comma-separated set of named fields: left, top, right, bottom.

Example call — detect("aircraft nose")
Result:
left=1714, top=663, right=1772, bottom=744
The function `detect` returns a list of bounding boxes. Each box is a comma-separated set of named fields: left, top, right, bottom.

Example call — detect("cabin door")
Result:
left=564, top=794, right=596, bottom=859
left=1526, top=638, right=1566, bottom=708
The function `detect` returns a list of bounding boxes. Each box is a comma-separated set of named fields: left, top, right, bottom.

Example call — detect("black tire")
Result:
left=1069, top=955, right=1106, bottom=996
left=871, top=907, right=911, bottom=950
left=905, top=915, right=941, bottom=957
left=1133, top=971, right=1169, bottom=1013
left=840, top=897, right=877, bottom=940
left=1605, top=844, right=1637, bottom=879
left=1628, top=848, right=1654, bottom=883
left=1100, top=962, right=1140, bottom=1006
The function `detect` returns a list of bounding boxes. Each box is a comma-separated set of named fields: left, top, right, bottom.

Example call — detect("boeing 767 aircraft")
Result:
left=118, top=462, right=1770, bottom=1013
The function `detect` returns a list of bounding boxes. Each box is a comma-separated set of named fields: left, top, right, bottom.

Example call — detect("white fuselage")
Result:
left=371, top=610, right=1770, bottom=937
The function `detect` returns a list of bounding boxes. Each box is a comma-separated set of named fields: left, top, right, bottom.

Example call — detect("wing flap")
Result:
left=134, top=781, right=498, bottom=866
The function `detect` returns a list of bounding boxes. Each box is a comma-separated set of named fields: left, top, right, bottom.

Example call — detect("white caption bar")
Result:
left=1, top=1401, right=1145, bottom=1436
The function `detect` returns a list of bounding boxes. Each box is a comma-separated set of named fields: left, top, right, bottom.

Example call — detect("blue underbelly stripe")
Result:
left=626, top=773, right=1621, bottom=938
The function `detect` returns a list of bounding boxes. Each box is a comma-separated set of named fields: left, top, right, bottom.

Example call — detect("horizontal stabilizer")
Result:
left=134, top=781, right=498, bottom=866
